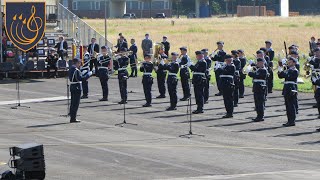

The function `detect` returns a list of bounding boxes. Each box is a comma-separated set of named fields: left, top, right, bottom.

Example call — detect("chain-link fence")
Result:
left=57, top=3, right=112, bottom=48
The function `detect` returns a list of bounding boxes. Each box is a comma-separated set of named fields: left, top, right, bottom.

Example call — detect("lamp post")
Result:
left=104, top=0, right=107, bottom=45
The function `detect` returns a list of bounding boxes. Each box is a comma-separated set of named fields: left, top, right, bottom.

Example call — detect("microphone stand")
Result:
left=179, top=78, right=204, bottom=138
left=60, top=67, right=70, bottom=117
left=11, top=71, right=30, bottom=109
left=115, top=76, right=137, bottom=127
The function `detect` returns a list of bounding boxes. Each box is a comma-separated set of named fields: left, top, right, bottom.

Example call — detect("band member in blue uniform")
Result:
left=202, top=49, right=212, bottom=104
left=278, top=57, right=299, bottom=127
left=114, top=48, right=129, bottom=104
left=80, top=46, right=91, bottom=99
left=231, top=50, right=241, bottom=107
left=69, top=58, right=92, bottom=123
left=129, top=38, right=138, bottom=77
left=238, top=49, right=247, bottom=98
left=161, top=36, right=170, bottom=56
left=248, top=58, right=268, bottom=122
left=162, top=52, right=180, bottom=111
left=178, top=46, right=191, bottom=101
left=256, top=50, right=269, bottom=100
left=97, top=46, right=111, bottom=101
left=140, top=54, right=154, bottom=107
left=190, top=51, right=207, bottom=114
left=260, top=47, right=273, bottom=93
left=312, top=70, right=320, bottom=132
left=216, top=54, right=235, bottom=118
left=212, top=41, right=226, bottom=96
left=156, top=47, right=168, bottom=98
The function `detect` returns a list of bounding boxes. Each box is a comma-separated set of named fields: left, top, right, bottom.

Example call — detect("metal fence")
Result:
left=57, top=3, right=112, bottom=48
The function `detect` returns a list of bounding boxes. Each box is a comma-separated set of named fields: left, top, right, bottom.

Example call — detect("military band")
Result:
left=64, top=35, right=320, bottom=133
left=46, top=48, right=58, bottom=79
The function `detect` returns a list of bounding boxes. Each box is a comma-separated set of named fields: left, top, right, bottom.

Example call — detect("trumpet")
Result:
left=209, top=48, right=219, bottom=58
left=113, top=51, right=133, bottom=58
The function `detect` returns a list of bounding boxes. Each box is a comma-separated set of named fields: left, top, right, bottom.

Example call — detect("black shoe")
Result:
left=156, top=95, right=166, bottom=99
left=222, top=114, right=233, bottom=118
left=180, top=97, right=189, bottom=101
left=296, top=111, right=299, bottom=114
left=234, top=104, right=238, bottom=107
left=318, top=115, right=320, bottom=119
left=283, top=122, right=295, bottom=127
left=143, top=104, right=152, bottom=107
left=166, top=107, right=177, bottom=111
left=313, top=104, right=318, bottom=108
left=70, top=119, right=81, bottom=123
left=81, top=95, right=88, bottom=99
left=204, top=101, right=209, bottom=104
left=268, top=91, right=273, bottom=94
left=239, top=95, right=244, bottom=98
left=192, top=110, right=204, bottom=114
left=99, top=98, right=108, bottom=101
left=215, top=92, right=222, bottom=96
left=129, top=75, right=134, bottom=77
left=317, top=128, right=320, bottom=132
left=118, top=100, right=127, bottom=104
left=253, top=118, right=264, bottom=122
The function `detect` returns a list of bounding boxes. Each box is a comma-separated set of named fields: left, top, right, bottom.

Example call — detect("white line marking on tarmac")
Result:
left=38, top=134, right=212, bottom=174
left=0, top=94, right=102, bottom=106
left=164, top=169, right=320, bottom=180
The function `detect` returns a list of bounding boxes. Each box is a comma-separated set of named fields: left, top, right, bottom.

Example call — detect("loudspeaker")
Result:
left=10, top=143, right=44, bottom=159
left=11, top=158, right=45, bottom=171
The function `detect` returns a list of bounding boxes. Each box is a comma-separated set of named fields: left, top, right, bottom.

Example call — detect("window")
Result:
left=152, top=1, right=164, bottom=10
left=95, top=1, right=100, bottom=10
left=131, top=1, right=139, bottom=10
left=72, top=0, right=78, bottom=10
left=165, top=1, right=169, bottom=9
left=90, top=1, right=94, bottom=10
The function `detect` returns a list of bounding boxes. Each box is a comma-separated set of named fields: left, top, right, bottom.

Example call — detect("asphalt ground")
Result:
left=0, top=76, right=319, bottom=180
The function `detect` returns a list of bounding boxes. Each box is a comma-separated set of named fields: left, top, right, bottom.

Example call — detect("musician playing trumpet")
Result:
left=155, top=46, right=168, bottom=99
left=80, top=46, right=91, bottom=99
left=248, top=58, right=268, bottom=122
left=278, top=57, right=299, bottom=127
left=114, top=48, right=130, bottom=104
left=162, top=52, right=180, bottom=111
left=178, top=46, right=191, bottom=101
left=211, top=41, right=226, bottom=96
left=140, top=54, right=154, bottom=107
left=97, top=46, right=112, bottom=101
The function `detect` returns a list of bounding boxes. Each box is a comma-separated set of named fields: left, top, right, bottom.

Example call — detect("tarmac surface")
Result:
left=0, top=76, right=319, bottom=180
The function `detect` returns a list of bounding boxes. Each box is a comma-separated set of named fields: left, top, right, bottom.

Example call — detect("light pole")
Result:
left=104, top=0, right=107, bottom=45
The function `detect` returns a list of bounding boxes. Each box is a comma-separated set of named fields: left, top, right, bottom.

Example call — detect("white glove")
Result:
left=249, top=60, right=254, bottom=65
left=187, top=61, right=193, bottom=67
left=81, top=70, right=87, bottom=76
left=160, top=59, right=165, bottom=65
left=88, top=71, right=93, bottom=77
left=281, top=58, right=287, bottom=65
left=312, top=76, right=317, bottom=83
left=92, top=69, right=96, bottom=74
left=278, top=66, right=283, bottom=72
left=246, top=65, right=252, bottom=73
left=310, top=65, right=315, bottom=70
left=177, top=58, right=181, bottom=64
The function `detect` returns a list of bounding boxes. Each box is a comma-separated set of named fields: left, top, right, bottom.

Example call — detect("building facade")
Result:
left=66, top=0, right=172, bottom=18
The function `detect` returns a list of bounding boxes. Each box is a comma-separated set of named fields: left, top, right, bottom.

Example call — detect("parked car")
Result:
left=123, top=13, right=136, bottom=19
left=155, top=13, right=166, bottom=18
